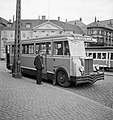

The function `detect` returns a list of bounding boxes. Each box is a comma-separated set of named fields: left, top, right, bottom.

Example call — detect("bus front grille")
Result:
left=84, top=58, right=93, bottom=74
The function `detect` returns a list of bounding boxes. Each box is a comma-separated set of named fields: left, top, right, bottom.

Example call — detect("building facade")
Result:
left=87, top=19, right=113, bottom=47
left=0, top=17, right=8, bottom=59
left=0, top=16, right=84, bottom=59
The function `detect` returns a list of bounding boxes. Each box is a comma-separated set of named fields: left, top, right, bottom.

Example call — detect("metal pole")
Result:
left=12, top=0, right=22, bottom=78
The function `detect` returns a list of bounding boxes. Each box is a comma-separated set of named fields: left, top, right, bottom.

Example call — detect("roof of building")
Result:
left=0, top=17, right=9, bottom=27
left=67, top=20, right=87, bottom=34
left=87, top=19, right=113, bottom=30
left=2, top=19, right=84, bottom=34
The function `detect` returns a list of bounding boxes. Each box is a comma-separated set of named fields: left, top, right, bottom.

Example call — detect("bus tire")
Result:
left=56, top=70, right=71, bottom=87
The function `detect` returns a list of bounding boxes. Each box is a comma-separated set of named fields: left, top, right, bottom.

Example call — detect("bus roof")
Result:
left=6, top=33, right=97, bottom=44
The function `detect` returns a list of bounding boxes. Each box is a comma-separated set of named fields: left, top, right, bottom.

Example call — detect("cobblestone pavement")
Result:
left=59, top=71, right=113, bottom=109
left=0, top=60, right=113, bottom=120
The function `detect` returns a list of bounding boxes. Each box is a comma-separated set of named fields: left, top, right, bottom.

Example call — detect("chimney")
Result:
left=9, top=19, right=11, bottom=23
left=42, top=15, right=46, bottom=20
left=13, top=15, right=14, bottom=23
left=74, top=21, right=76, bottom=25
left=38, top=16, right=40, bottom=20
left=58, top=17, right=60, bottom=21
left=95, top=17, right=97, bottom=22
left=80, top=17, right=82, bottom=21
left=7, top=19, right=12, bottom=27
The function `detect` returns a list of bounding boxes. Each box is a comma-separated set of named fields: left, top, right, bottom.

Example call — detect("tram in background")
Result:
left=86, top=46, right=113, bottom=70
left=5, top=34, right=104, bottom=87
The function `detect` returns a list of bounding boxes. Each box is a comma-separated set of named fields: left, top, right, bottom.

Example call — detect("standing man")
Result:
left=34, top=50, right=43, bottom=85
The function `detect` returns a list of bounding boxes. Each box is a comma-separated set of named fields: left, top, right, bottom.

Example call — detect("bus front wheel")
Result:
left=57, top=70, right=71, bottom=87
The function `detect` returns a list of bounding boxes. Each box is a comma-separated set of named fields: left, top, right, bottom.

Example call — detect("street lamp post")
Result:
left=12, top=0, right=22, bottom=78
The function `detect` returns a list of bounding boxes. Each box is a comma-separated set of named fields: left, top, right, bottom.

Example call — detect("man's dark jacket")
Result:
left=34, top=55, right=43, bottom=70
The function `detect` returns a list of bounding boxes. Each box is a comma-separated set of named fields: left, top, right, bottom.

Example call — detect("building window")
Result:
left=22, top=32, right=26, bottom=38
left=3, top=31, right=7, bottom=38
left=92, top=30, right=97, bottom=35
left=28, top=32, right=33, bottom=38
left=51, top=31, right=54, bottom=33
left=26, top=23, right=31, bottom=28
left=10, top=32, right=13, bottom=38
left=98, top=30, right=101, bottom=35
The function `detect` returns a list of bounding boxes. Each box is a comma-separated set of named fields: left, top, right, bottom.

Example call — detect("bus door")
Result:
left=53, top=41, right=64, bottom=71
left=110, top=53, right=113, bottom=68
left=53, top=41, right=70, bottom=74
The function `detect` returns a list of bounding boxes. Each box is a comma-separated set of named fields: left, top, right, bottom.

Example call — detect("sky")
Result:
left=0, top=0, right=113, bottom=24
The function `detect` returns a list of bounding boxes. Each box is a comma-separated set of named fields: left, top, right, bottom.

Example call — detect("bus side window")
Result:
left=53, top=41, right=63, bottom=55
left=102, top=53, right=106, bottom=59
left=97, top=53, right=101, bottom=59
left=111, top=53, right=113, bottom=60
left=22, top=44, right=34, bottom=54
left=93, top=53, right=96, bottom=59
left=89, top=53, right=92, bottom=57
left=12, top=45, right=14, bottom=53
left=36, top=43, right=46, bottom=55
left=64, top=41, right=70, bottom=55
left=86, top=53, right=88, bottom=57
left=46, top=42, right=51, bottom=55
left=108, top=53, right=109, bottom=59
left=36, top=42, right=51, bottom=55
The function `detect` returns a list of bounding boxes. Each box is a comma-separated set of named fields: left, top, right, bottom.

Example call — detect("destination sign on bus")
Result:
left=69, top=35, right=97, bottom=43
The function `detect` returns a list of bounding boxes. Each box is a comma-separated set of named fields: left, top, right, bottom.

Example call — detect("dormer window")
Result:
left=26, top=23, right=31, bottom=28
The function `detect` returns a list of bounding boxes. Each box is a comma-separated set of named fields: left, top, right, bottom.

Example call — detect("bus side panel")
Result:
left=110, top=60, right=113, bottom=68
left=53, top=56, right=70, bottom=77
left=20, top=55, right=36, bottom=76
left=53, top=57, right=63, bottom=71
left=62, top=57, right=70, bottom=76
left=21, top=55, right=34, bottom=69
left=21, top=55, right=48, bottom=79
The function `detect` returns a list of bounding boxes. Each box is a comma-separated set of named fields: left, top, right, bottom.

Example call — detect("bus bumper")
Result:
left=71, top=72, right=104, bottom=85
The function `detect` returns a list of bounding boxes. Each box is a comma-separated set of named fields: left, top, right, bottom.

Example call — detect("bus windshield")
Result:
left=68, top=38, right=86, bottom=57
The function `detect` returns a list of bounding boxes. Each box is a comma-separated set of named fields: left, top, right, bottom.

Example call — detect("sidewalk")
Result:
left=0, top=60, right=113, bottom=120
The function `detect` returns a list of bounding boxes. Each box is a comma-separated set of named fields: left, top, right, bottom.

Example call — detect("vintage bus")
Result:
left=86, top=46, right=113, bottom=70
left=6, top=34, right=104, bottom=87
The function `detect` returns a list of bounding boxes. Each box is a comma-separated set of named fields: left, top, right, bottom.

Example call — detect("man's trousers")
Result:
left=36, top=69, right=42, bottom=84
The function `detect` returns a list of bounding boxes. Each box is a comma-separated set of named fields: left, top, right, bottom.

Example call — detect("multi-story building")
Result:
left=87, top=18, right=113, bottom=47
left=0, top=17, right=9, bottom=59
left=0, top=16, right=84, bottom=59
